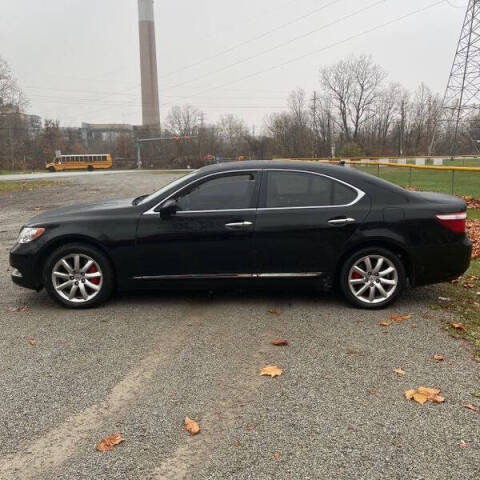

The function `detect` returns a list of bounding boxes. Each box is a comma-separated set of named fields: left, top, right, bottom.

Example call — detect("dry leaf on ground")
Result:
left=28, top=338, right=36, bottom=347
left=390, top=314, right=413, bottom=323
left=464, top=404, right=479, bottom=412
left=377, top=321, right=392, bottom=327
left=96, top=433, right=124, bottom=452
left=8, top=306, right=28, bottom=313
left=405, top=387, right=445, bottom=405
left=449, top=322, right=466, bottom=331
left=393, top=368, right=406, bottom=376
left=273, top=451, right=280, bottom=459
left=260, top=365, right=283, bottom=378
left=268, top=309, right=281, bottom=316
left=184, top=417, right=200, bottom=435
left=433, top=353, right=444, bottom=361
left=271, top=339, right=289, bottom=346
left=466, top=220, right=480, bottom=259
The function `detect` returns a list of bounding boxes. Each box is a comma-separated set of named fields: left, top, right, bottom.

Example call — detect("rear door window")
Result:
left=264, top=171, right=357, bottom=208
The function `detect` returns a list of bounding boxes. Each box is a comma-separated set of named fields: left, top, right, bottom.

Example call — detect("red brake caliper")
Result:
left=88, top=264, right=100, bottom=285
left=352, top=271, right=362, bottom=280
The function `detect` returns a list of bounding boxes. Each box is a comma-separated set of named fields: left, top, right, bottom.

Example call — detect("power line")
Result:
left=179, top=0, right=448, bottom=101
left=163, top=0, right=389, bottom=92
left=158, top=0, right=344, bottom=81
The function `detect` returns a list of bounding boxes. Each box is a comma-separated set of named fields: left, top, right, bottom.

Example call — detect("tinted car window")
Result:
left=176, top=174, right=255, bottom=211
left=265, top=171, right=357, bottom=208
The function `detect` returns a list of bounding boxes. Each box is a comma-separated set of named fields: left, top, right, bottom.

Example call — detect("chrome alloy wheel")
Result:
left=348, top=255, right=398, bottom=305
left=51, top=254, right=103, bottom=303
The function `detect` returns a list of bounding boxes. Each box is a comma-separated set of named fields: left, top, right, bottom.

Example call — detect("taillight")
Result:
left=435, top=212, right=467, bottom=233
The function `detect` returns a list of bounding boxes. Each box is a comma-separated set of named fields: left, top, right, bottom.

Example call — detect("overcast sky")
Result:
left=0, top=0, right=467, bottom=129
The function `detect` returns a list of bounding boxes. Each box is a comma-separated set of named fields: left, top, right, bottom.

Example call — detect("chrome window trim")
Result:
left=143, top=169, right=260, bottom=215
left=133, top=272, right=323, bottom=280
left=260, top=169, right=365, bottom=210
left=142, top=167, right=365, bottom=215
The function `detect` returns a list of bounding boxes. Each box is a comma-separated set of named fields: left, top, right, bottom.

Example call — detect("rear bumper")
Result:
left=411, top=237, right=472, bottom=287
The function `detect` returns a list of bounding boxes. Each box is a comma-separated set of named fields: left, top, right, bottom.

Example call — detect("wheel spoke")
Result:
left=376, top=282, right=388, bottom=298
left=364, top=257, right=373, bottom=273
left=57, top=280, right=74, bottom=291
left=61, top=259, right=73, bottom=273
left=53, top=271, right=70, bottom=280
left=353, top=266, right=367, bottom=276
left=68, top=284, right=78, bottom=299
left=78, top=282, right=88, bottom=300
left=373, top=257, right=384, bottom=274
left=368, top=285, right=376, bottom=301
left=73, top=255, right=80, bottom=272
left=85, top=272, right=101, bottom=279
left=85, top=280, right=100, bottom=291
left=81, top=259, right=93, bottom=273
left=356, top=283, right=370, bottom=296
left=379, top=278, right=396, bottom=286
left=349, top=278, right=367, bottom=285
left=379, top=266, right=395, bottom=277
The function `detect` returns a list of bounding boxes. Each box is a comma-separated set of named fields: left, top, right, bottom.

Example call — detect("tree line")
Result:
left=1, top=54, right=478, bottom=171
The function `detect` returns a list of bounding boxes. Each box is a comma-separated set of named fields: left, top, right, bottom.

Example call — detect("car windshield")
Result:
left=136, top=171, right=197, bottom=206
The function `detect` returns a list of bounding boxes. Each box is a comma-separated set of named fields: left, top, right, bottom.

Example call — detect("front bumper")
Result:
left=9, top=242, right=44, bottom=291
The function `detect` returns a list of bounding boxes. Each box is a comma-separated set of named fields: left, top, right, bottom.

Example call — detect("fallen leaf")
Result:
left=377, top=321, right=392, bottom=327
left=438, top=296, right=451, bottom=302
left=464, top=403, right=479, bottom=412
left=271, top=339, right=288, bottom=346
left=268, top=309, right=280, bottom=316
left=28, top=338, right=36, bottom=347
left=413, top=392, right=428, bottom=405
left=459, top=440, right=469, bottom=449
left=245, top=423, right=256, bottom=431
left=184, top=417, right=200, bottom=435
left=234, top=440, right=241, bottom=448
left=393, top=368, right=406, bottom=376
left=96, top=433, right=124, bottom=452
left=433, top=353, right=444, bottom=361
left=449, top=322, right=466, bottom=331
left=369, top=388, right=380, bottom=397
left=404, top=389, right=416, bottom=400
left=8, top=305, right=28, bottom=313
left=273, top=451, right=280, bottom=459
left=390, top=314, right=413, bottom=323
left=405, top=387, right=445, bottom=405
left=260, top=365, right=283, bottom=378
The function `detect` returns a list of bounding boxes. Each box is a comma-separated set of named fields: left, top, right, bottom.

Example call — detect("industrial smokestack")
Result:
left=138, top=0, right=160, bottom=128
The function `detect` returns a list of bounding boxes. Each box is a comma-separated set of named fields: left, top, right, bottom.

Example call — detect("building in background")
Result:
left=138, top=0, right=160, bottom=128
left=81, top=123, right=135, bottom=146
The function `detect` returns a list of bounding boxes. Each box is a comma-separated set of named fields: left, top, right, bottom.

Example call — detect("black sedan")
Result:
left=9, top=161, right=472, bottom=309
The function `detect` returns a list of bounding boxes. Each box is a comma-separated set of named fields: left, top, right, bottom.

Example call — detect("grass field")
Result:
left=0, top=180, right=57, bottom=194
left=353, top=165, right=480, bottom=197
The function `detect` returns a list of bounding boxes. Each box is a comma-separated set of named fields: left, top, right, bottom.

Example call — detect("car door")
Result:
left=135, top=170, right=260, bottom=278
left=253, top=169, right=371, bottom=277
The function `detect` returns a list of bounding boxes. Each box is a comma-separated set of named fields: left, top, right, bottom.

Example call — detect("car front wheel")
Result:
left=43, top=243, right=114, bottom=309
left=340, top=247, right=406, bottom=309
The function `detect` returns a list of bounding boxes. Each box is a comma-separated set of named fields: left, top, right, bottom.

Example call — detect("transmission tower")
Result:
left=432, top=0, right=480, bottom=155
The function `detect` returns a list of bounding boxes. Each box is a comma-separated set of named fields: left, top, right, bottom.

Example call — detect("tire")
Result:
left=339, top=247, right=406, bottom=309
left=48, top=166, right=55, bottom=173
left=43, top=243, right=114, bottom=309
left=87, top=165, right=94, bottom=171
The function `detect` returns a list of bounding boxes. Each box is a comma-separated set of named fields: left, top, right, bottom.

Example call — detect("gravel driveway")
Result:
left=0, top=172, right=478, bottom=480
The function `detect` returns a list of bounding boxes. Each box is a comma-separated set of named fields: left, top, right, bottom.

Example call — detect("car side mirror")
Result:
left=159, top=199, right=178, bottom=219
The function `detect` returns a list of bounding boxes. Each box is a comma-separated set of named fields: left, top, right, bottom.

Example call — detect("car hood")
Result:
left=26, top=197, right=136, bottom=226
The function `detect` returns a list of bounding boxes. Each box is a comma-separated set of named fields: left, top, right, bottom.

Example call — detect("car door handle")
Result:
left=328, top=217, right=356, bottom=225
left=225, top=221, right=253, bottom=230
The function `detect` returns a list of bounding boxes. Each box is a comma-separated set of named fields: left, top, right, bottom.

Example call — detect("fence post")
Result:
left=377, top=163, right=380, bottom=177
left=451, top=169, right=455, bottom=195
left=409, top=167, right=412, bottom=187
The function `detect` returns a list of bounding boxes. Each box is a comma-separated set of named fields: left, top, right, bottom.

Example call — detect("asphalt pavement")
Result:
left=0, top=172, right=478, bottom=480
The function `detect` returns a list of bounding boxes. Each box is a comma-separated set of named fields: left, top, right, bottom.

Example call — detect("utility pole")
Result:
left=431, top=0, right=480, bottom=155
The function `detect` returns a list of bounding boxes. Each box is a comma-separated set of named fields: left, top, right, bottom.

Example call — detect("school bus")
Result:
left=46, top=154, right=112, bottom=172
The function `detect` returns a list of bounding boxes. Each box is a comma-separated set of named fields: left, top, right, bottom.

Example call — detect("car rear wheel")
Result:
left=87, top=165, right=94, bottom=171
left=43, top=243, right=114, bottom=309
left=340, top=247, right=406, bottom=309
left=48, top=166, right=55, bottom=172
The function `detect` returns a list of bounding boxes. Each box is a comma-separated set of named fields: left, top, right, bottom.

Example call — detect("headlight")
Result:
left=17, top=227, right=45, bottom=244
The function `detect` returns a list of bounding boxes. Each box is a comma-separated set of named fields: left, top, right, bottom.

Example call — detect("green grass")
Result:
left=468, top=209, right=480, bottom=220
left=437, top=260, right=480, bottom=362
left=0, top=180, right=57, bottom=194
left=353, top=165, right=480, bottom=197
left=0, top=170, right=44, bottom=175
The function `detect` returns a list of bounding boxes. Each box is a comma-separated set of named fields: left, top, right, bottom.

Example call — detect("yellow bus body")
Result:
left=46, top=154, right=112, bottom=172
